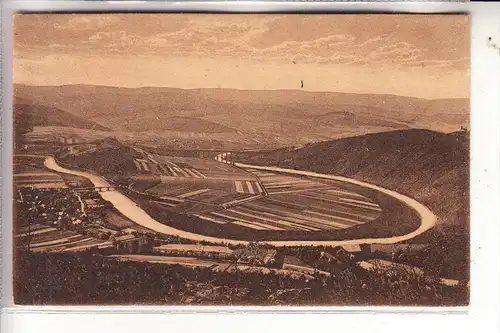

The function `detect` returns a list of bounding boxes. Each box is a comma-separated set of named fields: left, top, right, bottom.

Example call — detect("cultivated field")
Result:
left=14, top=155, right=67, bottom=189
left=132, top=163, right=382, bottom=236
left=127, top=148, right=265, bottom=211
left=15, top=224, right=113, bottom=253
left=109, top=144, right=384, bottom=236
left=193, top=168, right=381, bottom=232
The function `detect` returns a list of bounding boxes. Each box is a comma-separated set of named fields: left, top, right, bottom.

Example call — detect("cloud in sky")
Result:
left=13, top=14, right=469, bottom=98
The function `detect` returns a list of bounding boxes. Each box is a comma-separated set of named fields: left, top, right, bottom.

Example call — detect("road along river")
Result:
left=44, top=156, right=436, bottom=247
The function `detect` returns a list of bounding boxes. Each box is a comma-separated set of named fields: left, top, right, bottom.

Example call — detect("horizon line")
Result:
left=13, top=82, right=470, bottom=101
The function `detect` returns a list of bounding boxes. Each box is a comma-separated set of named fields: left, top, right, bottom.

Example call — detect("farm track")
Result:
left=109, top=254, right=318, bottom=279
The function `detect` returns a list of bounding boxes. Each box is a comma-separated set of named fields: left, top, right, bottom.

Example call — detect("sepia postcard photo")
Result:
left=12, top=13, right=469, bottom=306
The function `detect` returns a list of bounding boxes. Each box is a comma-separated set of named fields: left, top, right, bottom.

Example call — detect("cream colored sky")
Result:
left=13, top=14, right=470, bottom=99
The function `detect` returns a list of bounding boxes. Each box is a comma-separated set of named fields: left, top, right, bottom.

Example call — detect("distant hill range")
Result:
left=14, top=98, right=109, bottom=132
left=14, top=84, right=468, bottom=146
left=122, top=116, right=238, bottom=134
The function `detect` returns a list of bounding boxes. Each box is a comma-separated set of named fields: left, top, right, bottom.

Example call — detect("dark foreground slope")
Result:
left=234, top=129, right=470, bottom=279
left=14, top=250, right=468, bottom=306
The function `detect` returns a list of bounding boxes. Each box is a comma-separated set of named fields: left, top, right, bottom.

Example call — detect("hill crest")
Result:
left=14, top=84, right=469, bottom=146
left=13, top=101, right=109, bottom=132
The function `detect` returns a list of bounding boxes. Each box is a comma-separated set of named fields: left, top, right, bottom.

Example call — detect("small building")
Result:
left=67, top=181, right=80, bottom=188
left=330, top=244, right=372, bottom=261
left=341, top=244, right=371, bottom=254
left=114, top=234, right=137, bottom=243
left=83, top=198, right=104, bottom=208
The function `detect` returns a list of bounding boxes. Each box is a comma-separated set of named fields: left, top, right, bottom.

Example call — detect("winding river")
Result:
left=44, top=156, right=437, bottom=247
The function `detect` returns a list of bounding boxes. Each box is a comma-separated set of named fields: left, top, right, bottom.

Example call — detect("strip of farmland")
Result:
left=196, top=168, right=383, bottom=232
left=16, top=227, right=112, bottom=253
